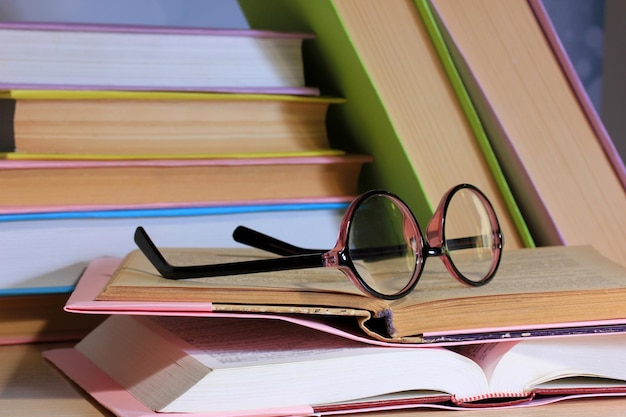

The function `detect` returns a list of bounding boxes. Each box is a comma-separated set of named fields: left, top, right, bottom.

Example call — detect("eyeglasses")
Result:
left=134, top=183, right=503, bottom=300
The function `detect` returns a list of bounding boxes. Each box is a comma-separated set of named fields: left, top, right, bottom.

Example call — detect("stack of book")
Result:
left=427, top=0, right=626, bottom=268
left=238, top=0, right=626, bottom=270
left=43, top=238, right=626, bottom=415
left=0, top=21, right=372, bottom=343
left=4, top=1, right=626, bottom=415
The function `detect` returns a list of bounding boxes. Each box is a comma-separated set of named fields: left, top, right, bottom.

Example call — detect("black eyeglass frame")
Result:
left=134, top=184, right=503, bottom=300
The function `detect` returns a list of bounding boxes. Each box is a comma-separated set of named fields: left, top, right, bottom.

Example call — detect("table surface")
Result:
left=1, top=341, right=625, bottom=416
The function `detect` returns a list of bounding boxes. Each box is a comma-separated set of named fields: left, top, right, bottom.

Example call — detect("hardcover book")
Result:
left=0, top=21, right=317, bottom=94
left=0, top=202, right=348, bottom=297
left=427, top=0, right=626, bottom=268
left=238, top=0, right=532, bottom=249
left=0, top=90, right=343, bottom=157
left=44, top=314, right=626, bottom=415
left=0, top=155, right=370, bottom=210
left=69, top=245, right=626, bottom=344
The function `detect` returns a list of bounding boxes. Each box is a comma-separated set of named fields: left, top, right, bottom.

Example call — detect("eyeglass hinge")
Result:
left=322, top=252, right=339, bottom=267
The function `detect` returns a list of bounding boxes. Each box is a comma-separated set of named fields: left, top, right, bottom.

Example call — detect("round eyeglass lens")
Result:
left=347, top=193, right=420, bottom=297
left=443, top=187, right=499, bottom=283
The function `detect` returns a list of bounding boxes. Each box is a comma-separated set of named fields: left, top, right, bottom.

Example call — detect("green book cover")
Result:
left=414, top=0, right=533, bottom=246
left=238, top=0, right=533, bottom=248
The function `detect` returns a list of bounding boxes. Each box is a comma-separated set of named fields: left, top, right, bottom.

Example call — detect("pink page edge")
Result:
left=42, top=348, right=314, bottom=417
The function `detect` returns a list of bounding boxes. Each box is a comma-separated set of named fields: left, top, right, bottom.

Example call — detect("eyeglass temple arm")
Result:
left=232, top=226, right=323, bottom=256
left=235, top=225, right=492, bottom=257
left=446, top=235, right=497, bottom=251
left=234, top=226, right=400, bottom=260
left=134, top=227, right=325, bottom=280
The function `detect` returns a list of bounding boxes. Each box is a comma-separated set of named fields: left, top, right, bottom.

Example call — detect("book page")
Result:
left=488, top=333, right=626, bottom=394
left=97, top=245, right=626, bottom=339
left=148, top=315, right=491, bottom=411
left=452, top=333, right=626, bottom=397
left=149, top=315, right=394, bottom=369
left=108, top=245, right=626, bottom=303
left=450, top=342, right=518, bottom=382
left=447, top=334, right=626, bottom=402
left=391, top=245, right=626, bottom=308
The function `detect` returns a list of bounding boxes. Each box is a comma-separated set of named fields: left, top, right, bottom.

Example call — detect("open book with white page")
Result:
left=46, top=247, right=626, bottom=415
left=44, top=313, right=626, bottom=415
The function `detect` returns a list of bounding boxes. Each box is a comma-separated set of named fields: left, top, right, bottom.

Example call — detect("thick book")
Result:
left=0, top=21, right=317, bottom=94
left=44, top=314, right=626, bottom=415
left=427, top=0, right=626, bottom=268
left=0, top=155, right=370, bottom=210
left=2, top=343, right=624, bottom=417
left=238, top=0, right=532, bottom=249
left=81, top=245, right=626, bottom=343
left=0, top=90, right=344, bottom=157
left=0, top=202, right=348, bottom=296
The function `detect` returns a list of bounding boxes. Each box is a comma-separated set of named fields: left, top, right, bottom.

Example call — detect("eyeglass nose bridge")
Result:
left=424, top=246, right=445, bottom=258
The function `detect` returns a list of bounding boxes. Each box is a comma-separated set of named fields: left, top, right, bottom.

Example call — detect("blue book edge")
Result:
left=0, top=285, right=76, bottom=296
left=0, top=202, right=350, bottom=222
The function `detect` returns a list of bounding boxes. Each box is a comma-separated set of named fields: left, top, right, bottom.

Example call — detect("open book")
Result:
left=45, top=314, right=626, bottom=415
left=93, top=245, right=626, bottom=343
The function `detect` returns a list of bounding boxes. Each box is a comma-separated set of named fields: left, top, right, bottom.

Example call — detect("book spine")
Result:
left=452, top=392, right=532, bottom=407
left=416, top=0, right=534, bottom=247
left=0, top=154, right=372, bottom=169
left=0, top=99, right=15, bottom=152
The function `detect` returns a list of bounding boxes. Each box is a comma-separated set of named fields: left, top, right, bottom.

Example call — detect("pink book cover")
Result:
left=34, top=347, right=626, bottom=416
left=65, top=257, right=626, bottom=347
left=40, top=347, right=626, bottom=416
left=527, top=0, right=626, bottom=189
left=43, top=344, right=626, bottom=416
left=43, top=347, right=316, bottom=417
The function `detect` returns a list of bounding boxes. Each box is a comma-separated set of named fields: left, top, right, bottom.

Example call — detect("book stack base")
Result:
left=0, top=20, right=371, bottom=346
left=33, top=242, right=626, bottom=415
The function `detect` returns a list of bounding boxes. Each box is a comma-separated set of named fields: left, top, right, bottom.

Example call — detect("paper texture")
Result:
left=43, top=348, right=314, bottom=417
left=0, top=155, right=370, bottom=169
left=66, top=257, right=626, bottom=346
left=43, top=347, right=626, bottom=416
